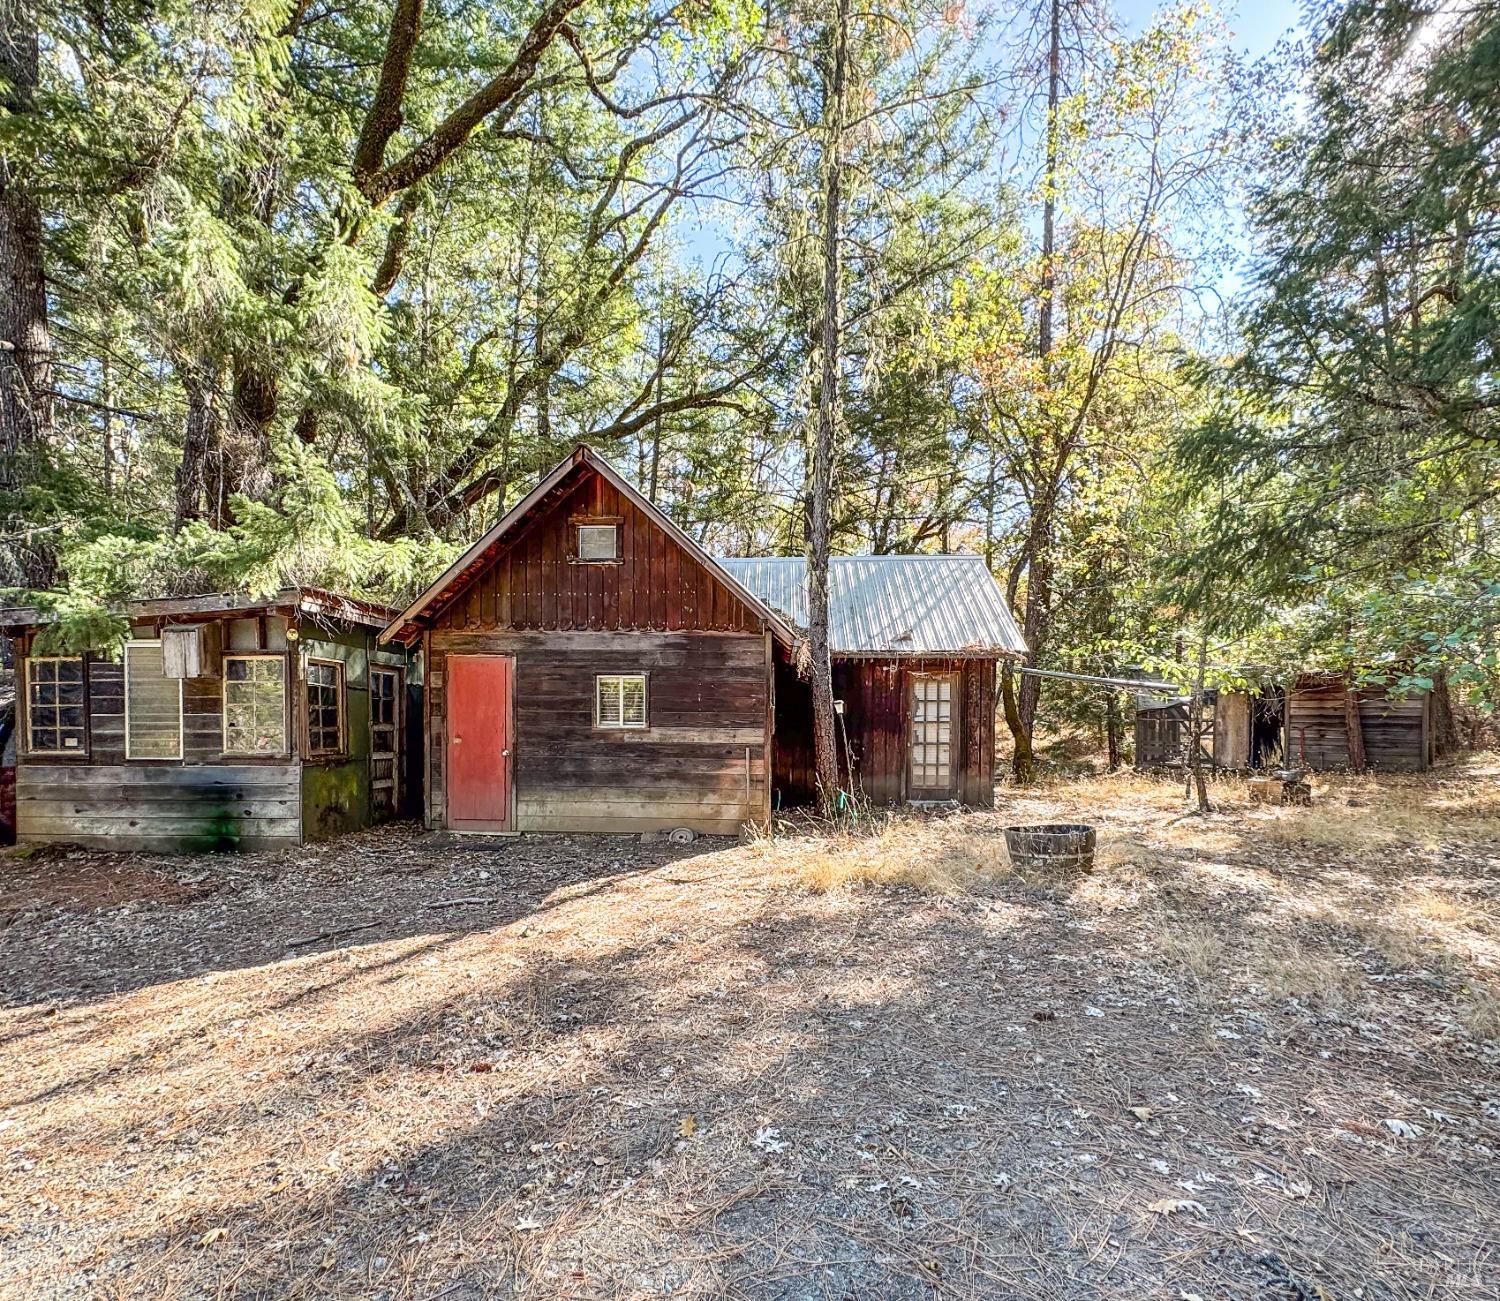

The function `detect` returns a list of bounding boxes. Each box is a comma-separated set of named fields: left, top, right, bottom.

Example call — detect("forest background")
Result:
left=1, top=0, right=1495, bottom=777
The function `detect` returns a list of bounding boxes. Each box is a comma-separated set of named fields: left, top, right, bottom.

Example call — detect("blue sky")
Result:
left=1121, top=0, right=1303, bottom=58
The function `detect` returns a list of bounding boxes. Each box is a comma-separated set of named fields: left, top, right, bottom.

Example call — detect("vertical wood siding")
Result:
left=772, top=655, right=997, bottom=808
left=431, top=467, right=761, bottom=635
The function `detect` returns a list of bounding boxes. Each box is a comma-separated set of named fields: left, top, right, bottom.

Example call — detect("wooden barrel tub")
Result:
left=1002, top=822, right=1097, bottom=874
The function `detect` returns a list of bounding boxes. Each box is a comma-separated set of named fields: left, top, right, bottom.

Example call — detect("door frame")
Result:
left=369, top=664, right=403, bottom=821
left=445, top=653, right=516, bottom=833
left=906, top=669, right=961, bottom=802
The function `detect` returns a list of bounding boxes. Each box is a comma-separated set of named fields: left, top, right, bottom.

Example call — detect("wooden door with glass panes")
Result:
left=370, top=667, right=402, bottom=820
left=907, top=672, right=959, bottom=800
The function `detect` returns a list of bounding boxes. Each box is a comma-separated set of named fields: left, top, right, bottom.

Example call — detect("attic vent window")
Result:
left=577, top=523, right=619, bottom=562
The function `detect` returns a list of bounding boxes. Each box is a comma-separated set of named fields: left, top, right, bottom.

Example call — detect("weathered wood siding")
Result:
left=430, top=631, right=770, bottom=835
left=16, top=763, right=301, bottom=851
left=772, top=655, right=997, bottom=808
left=420, top=462, right=775, bottom=835
left=431, top=466, right=761, bottom=635
left=12, top=617, right=416, bottom=852
left=1285, top=683, right=1431, bottom=772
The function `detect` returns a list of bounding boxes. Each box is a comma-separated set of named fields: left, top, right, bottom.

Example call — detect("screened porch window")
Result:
left=25, top=657, right=87, bottom=754
left=596, top=674, right=646, bottom=729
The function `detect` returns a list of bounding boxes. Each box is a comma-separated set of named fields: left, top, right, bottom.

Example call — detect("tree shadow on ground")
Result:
left=5, top=796, right=1498, bottom=1299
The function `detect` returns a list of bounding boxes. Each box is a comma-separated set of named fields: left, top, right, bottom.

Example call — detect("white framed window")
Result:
left=125, top=640, right=184, bottom=760
left=596, top=674, right=646, bottom=729
left=305, top=659, right=346, bottom=756
left=222, top=654, right=288, bottom=755
left=24, top=656, right=87, bottom=755
left=577, top=523, right=619, bottom=562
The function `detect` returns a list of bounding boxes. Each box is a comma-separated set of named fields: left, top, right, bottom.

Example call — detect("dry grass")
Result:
left=4, top=758, right=1500, bottom=1299
left=750, top=811, right=1013, bottom=894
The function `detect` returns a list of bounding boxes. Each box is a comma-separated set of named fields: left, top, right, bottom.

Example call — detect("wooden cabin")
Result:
left=1284, top=675, right=1432, bottom=772
left=381, top=445, right=1027, bottom=835
left=0, top=588, right=420, bottom=851
left=718, top=557, right=1025, bottom=809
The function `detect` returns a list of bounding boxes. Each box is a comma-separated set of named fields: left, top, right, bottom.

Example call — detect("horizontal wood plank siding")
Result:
left=431, top=629, right=769, bottom=835
left=1285, top=682, right=1430, bottom=772
left=17, top=763, right=301, bottom=851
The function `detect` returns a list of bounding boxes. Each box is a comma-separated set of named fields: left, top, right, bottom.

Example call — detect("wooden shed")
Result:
left=381, top=445, right=1028, bottom=833
left=718, top=557, right=1025, bottom=809
left=381, top=445, right=797, bottom=836
left=0, top=588, right=420, bottom=851
left=1284, top=675, right=1432, bottom=772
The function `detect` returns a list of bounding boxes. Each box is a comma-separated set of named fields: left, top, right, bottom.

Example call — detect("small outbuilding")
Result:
left=1284, top=675, right=1432, bottom=773
left=718, top=556, right=1025, bottom=809
left=381, top=444, right=1026, bottom=834
left=0, top=588, right=421, bottom=851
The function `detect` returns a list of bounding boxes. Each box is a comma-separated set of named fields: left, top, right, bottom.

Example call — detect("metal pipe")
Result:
left=1017, top=666, right=1184, bottom=695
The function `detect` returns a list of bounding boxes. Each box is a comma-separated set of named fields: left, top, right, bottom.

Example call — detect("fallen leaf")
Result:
left=1383, top=1118, right=1422, bottom=1140
left=1148, top=1198, right=1207, bottom=1217
left=1130, top=1106, right=1156, bottom=1122
left=678, top=1115, right=698, bottom=1139
left=197, top=1227, right=226, bottom=1248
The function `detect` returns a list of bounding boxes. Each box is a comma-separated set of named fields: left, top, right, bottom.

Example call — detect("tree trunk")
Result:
left=0, top=0, right=54, bottom=588
left=808, top=0, right=849, bottom=815
left=1430, top=668, right=1456, bottom=758
left=213, top=362, right=277, bottom=519
left=1188, top=629, right=1210, bottom=812
left=1344, top=676, right=1366, bottom=774
left=1002, top=0, right=1063, bottom=785
left=1105, top=690, right=1122, bottom=771
left=175, top=356, right=223, bottom=529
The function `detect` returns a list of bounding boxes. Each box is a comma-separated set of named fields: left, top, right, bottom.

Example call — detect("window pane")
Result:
left=578, top=524, right=618, bottom=561
left=224, top=656, right=287, bottom=754
left=305, top=662, right=343, bottom=753
left=621, top=677, right=645, bottom=727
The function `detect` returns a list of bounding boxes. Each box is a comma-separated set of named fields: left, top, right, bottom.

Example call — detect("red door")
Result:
left=447, top=655, right=513, bottom=830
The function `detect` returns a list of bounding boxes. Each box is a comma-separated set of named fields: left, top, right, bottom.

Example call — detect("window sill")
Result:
left=568, top=558, right=623, bottom=566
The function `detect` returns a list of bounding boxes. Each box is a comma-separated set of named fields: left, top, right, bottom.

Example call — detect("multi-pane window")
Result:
left=596, top=674, right=646, bottom=729
left=305, top=660, right=345, bottom=755
left=909, top=674, right=955, bottom=792
left=125, top=641, right=183, bottom=759
left=223, top=655, right=287, bottom=754
left=25, top=657, right=87, bottom=754
left=577, top=523, right=619, bottom=562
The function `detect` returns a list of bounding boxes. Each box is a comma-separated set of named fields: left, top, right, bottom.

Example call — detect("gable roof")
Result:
left=380, top=445, right=798, bottom=645
left=716, top=555, right=1027, bottom=657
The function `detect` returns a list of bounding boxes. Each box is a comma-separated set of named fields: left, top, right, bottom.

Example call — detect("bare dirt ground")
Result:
left=3, top=762, right=1499, bottom=1300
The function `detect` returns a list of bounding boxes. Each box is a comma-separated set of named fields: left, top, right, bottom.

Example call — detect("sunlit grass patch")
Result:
left=1460, top=984, right=1500, bottom=1042
left=754, top=814, right=1012, bottom=894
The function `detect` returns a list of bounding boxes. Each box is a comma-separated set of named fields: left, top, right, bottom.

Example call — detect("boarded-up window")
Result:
left=596, top=674, right=646, bottom=729
left=305, top=660, right=345, bottom=755
left=26, top=657, right=87, bottom=754
left=223, top=655, right=287, bottom=754
left=125, top=641, right=183, bottom=759
left=577, top=523, right=619, bottom=562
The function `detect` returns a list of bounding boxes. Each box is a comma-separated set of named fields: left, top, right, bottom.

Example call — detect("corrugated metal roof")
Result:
left=716, top=555, right=1027, bottom=656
